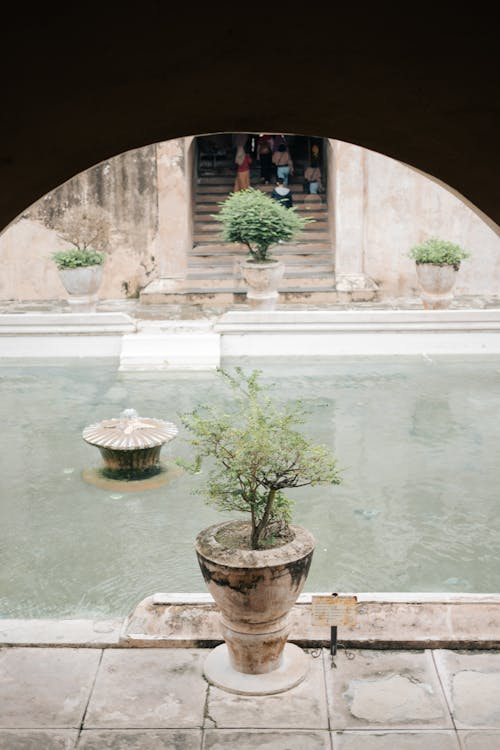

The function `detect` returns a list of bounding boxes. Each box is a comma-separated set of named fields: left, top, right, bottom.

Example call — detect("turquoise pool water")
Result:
left=0, top=356, right=499, bottom=618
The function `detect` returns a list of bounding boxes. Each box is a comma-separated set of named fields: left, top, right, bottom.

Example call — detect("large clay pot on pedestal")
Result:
left=240, top=259, right=284, bottom=310
left=415, top=262, right=459, bottom=309
left=195, top=520, right=315, bottom=695
left=58, top=265, right=103, bottom=311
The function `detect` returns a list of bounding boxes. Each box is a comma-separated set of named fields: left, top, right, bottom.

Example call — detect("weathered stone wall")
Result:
left=0, top=145, right=159, bottom=301
left=344, top=143, right=500, bottom=298
left=1, top=136, right=499, bottom=303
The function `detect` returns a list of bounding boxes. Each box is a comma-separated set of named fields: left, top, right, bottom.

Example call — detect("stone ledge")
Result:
left=120, top=593, right=500, bottom=650
left=0, top=312, right=137, bottom=335
left=0, top=619, right=123, bottom=647
left=216, top=309, right=500, bottom=332
left=2, top=596, right=499, bottom=649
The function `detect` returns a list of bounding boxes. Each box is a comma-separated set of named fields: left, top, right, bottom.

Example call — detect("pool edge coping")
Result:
left=2, top=592, right=499, bottom=649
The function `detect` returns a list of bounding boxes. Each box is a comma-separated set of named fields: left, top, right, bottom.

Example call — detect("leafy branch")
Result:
left=180, top=367, right=342, bottom=549
left=213, top=188, right=313, bottom=262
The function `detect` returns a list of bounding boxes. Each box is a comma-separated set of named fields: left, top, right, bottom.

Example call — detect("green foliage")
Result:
left=409, top=237, right=470, bottom=270
left=52, top=204, right=110, bottom=268
left=213, top=188, right=313, bottom=262
left=52, top=247, right=105, bottom=269
left=180, top=368, right=342, bottom=550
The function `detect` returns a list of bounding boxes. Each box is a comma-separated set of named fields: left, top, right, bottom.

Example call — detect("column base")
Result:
left=203, top=643, right=309, bottom=695
left=335, top=273, right=379, bottom=302
left=139, top=277, right=187, bottom=304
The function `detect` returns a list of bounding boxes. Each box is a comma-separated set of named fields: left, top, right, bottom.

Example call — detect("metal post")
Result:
left=330, top=625, right=338, bottom=657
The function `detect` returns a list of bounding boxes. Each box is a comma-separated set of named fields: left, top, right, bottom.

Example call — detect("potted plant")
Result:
left=213, top=188, right=312, bottom=309
left=408, top=236, right=470, bottom=309
left=52, top=205, right=110, bottom=311
left=181, top=367, right=341, bottom=694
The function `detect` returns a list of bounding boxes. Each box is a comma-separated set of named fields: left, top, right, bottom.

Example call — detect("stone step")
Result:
left=193, top=230, right=330, bottom=243
left=197, top=173, right=307, bottom=185
left=193, top=220, right=328, bottom=233
left=188, top=256, right=333, bottom=267
left=140, top=287, right=341, bottom=305
left=196, top=194, right=324, bottom=206
left=140, top=289, right=239, bottom=305
left=196, top=183, right=317, bottom=195
left=190, top=254, right=333, bottom=266
left=194, top=208, right=328, bottom=221
left=188, top=261, right=334, bottom=274
left=189, top=242, right=332, bottom=255
left=185, top=272, right=336, bottom=290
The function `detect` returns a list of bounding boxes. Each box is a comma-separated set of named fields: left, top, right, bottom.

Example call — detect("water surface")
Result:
left=0, top=356, right=499, bottom=618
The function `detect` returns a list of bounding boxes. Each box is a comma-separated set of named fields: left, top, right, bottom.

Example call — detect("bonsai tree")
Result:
left=52, top=205, right=110, bottom=269
left=181, top=367, right=342, bottom=550
left=409, top=237, right=470, bottom=271
left=213, top=188, right=313, bottom=262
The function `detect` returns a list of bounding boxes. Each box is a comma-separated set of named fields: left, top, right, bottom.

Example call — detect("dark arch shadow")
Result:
left=1, top=7, right=499, bottom=232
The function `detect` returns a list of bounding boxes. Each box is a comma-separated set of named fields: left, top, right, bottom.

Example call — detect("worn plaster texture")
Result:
left=2, top=135, right=500, bottom=304
left=359, top=144, right=500, bottom=297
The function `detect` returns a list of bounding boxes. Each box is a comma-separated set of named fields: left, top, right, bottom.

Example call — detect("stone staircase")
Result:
left=141, top=157, right=340, bottom=305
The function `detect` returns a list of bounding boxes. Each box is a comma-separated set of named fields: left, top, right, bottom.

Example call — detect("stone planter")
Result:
left=195, top=520, right=315, bottom=694
left=415, top=262, right=459, bottom=309
left=58, top=265, right=103, bottom=311
left=240, top=259, right=284, bottom=310
left=82, top=409, right=178, bottom=481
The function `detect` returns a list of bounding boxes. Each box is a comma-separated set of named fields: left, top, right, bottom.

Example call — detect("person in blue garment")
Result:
left=271, top=177, right=293, bottom=208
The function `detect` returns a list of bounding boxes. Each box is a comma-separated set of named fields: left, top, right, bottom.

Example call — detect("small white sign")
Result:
left=311, top=595, right=358, bottom=627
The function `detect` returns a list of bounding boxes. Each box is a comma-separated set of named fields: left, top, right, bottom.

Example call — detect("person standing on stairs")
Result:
left=234, top=146, right=252, bottom=192
left=272, top=143, right=294, bottom=186
left=257, top=134, right=273, bottom=184
left=271, top=177, right=293, bottom=208
left=303, top=159, right=323, bottom=194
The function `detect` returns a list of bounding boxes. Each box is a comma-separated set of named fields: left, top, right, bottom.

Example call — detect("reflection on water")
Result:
left=0, top=356, right=499, bottom=618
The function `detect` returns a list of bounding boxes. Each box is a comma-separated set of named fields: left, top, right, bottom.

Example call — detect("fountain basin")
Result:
left=82, top=408, right=178, bottom=481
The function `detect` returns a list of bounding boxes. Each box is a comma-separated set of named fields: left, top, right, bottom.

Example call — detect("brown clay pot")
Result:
left=195, top=520, right=315, bottom=675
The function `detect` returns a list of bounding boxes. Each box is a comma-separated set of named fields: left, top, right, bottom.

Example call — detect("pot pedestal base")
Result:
left=203, top=643, right=309, bottom=695
left=420, top=291, right=454, bottom=310
left=66, top=293, right=99, bottom=312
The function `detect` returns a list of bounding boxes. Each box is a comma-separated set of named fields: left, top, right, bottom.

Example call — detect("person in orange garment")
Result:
left=234, top=146, right=252, bottom=191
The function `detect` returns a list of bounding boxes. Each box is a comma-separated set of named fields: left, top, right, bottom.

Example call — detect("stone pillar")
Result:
left=329, top=140, right=378, bottom=302
left=140, top=137, right=193, bottom=302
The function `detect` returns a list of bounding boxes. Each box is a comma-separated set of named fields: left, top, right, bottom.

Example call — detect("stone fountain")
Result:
left=82, top=408, right=179, bottom=490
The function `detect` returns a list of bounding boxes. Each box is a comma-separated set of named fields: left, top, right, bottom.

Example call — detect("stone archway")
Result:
left=1, top=9, right=499, bottom=238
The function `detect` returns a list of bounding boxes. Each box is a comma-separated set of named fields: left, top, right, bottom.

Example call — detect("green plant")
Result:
left=180, top=367, right=342, bottom=550
left=53, top=248, right=105, bottom=269
left=52, top=205, right=110, bottom=268
left=409, top=237, right=470, bottom=270
left=213, top=188, right=312, bottom=262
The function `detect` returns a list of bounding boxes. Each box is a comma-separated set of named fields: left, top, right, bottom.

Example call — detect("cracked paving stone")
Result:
left=326, top=650, right=452, bottom=730
left=84, top=649, right=207, bottom=728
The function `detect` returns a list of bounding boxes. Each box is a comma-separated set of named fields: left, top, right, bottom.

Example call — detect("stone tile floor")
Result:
left=0, top=646, right=499, bottom=748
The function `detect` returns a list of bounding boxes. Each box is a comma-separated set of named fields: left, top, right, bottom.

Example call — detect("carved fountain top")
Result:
left=82, top=408, right=178, bottom=450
